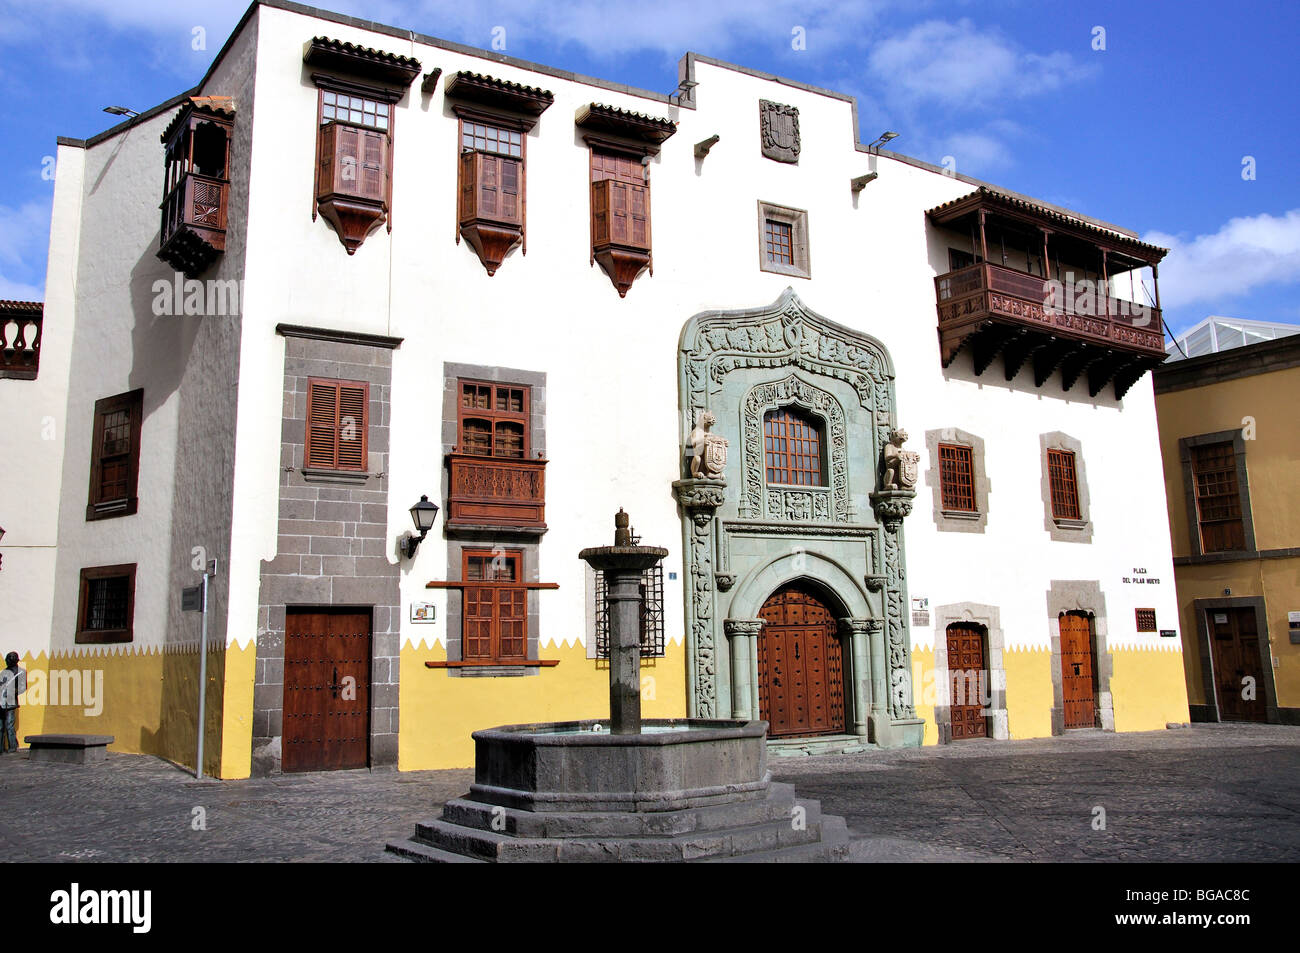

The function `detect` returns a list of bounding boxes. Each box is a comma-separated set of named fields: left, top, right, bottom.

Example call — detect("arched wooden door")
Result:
left=1059, top=612, right=1097, bottom=730
left=946, top=623, right=987, bottom=739
left=757, top=585, right=845, bottom=738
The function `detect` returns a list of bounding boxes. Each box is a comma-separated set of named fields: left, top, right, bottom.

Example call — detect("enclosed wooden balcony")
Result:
left=157, top=97, right=235, bottom=278
left=446, top=453, right=547, bottom=531
left=0, top=300, right=42, bottom=380
left=928, top=188, right=1169, bottom=399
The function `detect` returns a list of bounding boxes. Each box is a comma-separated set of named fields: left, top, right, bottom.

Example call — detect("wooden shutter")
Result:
left=592, top=179, right=650, bottom=250
left=319, top=123, right=387, bottom=204
left=460, top=152, right=522, bottom=227
left=306, top=379, right=368, bottom=471
left=358, top=128, right=387, bottom=202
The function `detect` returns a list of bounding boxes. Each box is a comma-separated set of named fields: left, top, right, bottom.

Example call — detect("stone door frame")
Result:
left=1046, top=580, right=1114, bottom=734
left=932, top=602, right=1009, bottom=742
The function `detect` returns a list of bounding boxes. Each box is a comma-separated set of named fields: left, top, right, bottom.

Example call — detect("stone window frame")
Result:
left=924, top=427, right=990, bottom=533
left=932, top=603, right=1008, bottom=742
left=440, top=362, right=547, bottom=677
left=1039, top=432, right=1093, bottom=543
left=1188, top=596, right=1278, bottom=724
left=1046, top=580, right=1114, bottom=735
left=1177, top=429, right=1256, bottom=560
left=756, top=200, right=810, bottom=279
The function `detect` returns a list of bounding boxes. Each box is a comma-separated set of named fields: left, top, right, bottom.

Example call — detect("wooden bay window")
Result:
left=577, top=104, right=675, bottom=297
left=157, top=97, right=234, bottom=277
left=304, top=37, right=420, bottom=255
left=445, top=71, right=554, bottom=275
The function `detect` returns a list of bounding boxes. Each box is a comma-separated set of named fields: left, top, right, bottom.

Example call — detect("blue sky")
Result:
left=1, top=0, right=1297, bottom=336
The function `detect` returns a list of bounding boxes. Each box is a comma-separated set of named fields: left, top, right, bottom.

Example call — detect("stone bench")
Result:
left=23, top=734, right=115, bottom=764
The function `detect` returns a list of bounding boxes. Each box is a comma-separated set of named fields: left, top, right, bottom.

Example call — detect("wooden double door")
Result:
left=283, top=607, right=372, bottom=772
left=946, top=623, right=987, bottom=740
left=757, top=585, right=846, bottom=738
left=1209, top=608, right=1267, bottom=722
left=1059, top=612, right=1097, bottom=730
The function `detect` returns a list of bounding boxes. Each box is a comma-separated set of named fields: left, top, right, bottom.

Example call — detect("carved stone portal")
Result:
left=676, top=289, right=923, bottom=747
left=759, top=100, right=800, bottom=163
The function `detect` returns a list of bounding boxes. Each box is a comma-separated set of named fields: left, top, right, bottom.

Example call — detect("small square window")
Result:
left=757, top=201, right=810, bottom=278
left=76, top=564, right=137, bottom=644
left=1135, top=608, right=1157, bottom=632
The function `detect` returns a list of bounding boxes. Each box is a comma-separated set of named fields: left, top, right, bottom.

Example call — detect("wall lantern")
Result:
left=401, top=496, right=439, bottom=559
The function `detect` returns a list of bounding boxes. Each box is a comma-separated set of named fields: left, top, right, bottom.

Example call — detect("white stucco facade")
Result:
left=2, top=0, right=1188, bottom=773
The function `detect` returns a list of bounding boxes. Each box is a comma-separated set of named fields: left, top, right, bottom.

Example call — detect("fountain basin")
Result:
left=469, top=718, right=769, bottom=813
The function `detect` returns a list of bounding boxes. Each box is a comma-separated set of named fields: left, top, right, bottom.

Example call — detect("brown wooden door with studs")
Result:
left=757, top=585, right=845, bottom=738
left=946, top=623, right=987, bottom=739
left=1059, top=612, right=1097, bottom=729
left=1209, top=608, right=1266, bottom=722
left=283, top=608, right=372, bottom=772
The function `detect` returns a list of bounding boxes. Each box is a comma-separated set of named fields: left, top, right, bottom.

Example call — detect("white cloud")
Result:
left=1145, top=209, right=1300, bottom=309
left=867, top=18, right=1086, bottom=109
left=0, top=200, right=51, bottom=270
left=0, top=274, right=44, bottom=302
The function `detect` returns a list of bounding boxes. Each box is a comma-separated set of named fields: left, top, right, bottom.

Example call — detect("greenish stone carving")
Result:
left=676, top=290, right=922, bottom=744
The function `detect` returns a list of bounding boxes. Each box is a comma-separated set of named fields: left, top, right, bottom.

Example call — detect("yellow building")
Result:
left=1154, top=329, right=1300, bottom=724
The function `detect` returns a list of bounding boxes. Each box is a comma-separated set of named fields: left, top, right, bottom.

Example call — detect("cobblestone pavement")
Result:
left=1, top=724, right=1296, bottom=862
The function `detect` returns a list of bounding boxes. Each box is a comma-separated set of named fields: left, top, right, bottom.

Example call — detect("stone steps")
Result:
left=385, top=785, right=849, bottom=863
left=438, top=781, right=809, bottom=838
left=767, top=735, right=875, bottom=757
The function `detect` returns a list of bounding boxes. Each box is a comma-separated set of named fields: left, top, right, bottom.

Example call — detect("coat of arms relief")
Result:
left=759, top=100, right=800, bottom=163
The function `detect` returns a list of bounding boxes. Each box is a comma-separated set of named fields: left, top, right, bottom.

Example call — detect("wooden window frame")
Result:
left=86, top=389, right=143, bottom=521
left=938, top=443, right=977, bottom=512
left=456, top=379, right=531, bottom=459
left=1190, top=441, right=1247, bottom=554
left=75, top=564, right=137, bottom=644
left=460, top=548, right=529, bottom=663
left=305, top=377, right=370, bottom=473
left=763, top=406, right=826, bottom=487
left=756, top=200, right=810, bottom=279
left=1047, top=448, right=1082, bottom=521
left=1135, top=608, right=1157, bottom=633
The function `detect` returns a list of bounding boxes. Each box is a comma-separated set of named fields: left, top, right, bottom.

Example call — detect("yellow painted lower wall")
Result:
left=1111, top=646, right=1190, bottom=731
left=909, top=643, right=1186, bottom=743
left=13, top=645, right=228, bottom=777
left=399, top=639, right=688, bottom=770
left=1004, top=646, right=1054, bottom=740
left=218, top=642, right=256, bottom=779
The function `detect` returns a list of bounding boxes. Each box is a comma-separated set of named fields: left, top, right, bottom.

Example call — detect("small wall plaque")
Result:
left=410, top=602, right=436, bottom=623
left=1160, top=629, right=1177, bottom=638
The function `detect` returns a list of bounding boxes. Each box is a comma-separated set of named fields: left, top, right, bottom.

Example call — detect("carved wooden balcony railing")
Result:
left=159, top=171, right=229, bottom=276
left=935, top=261, right=1166, bottom=399
left=446, top=453, right=547, bottom=530
left=0, top=301, right=42, bottom=380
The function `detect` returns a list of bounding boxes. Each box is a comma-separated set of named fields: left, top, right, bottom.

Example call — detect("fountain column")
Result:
left=580, top=510, right=668, bottom=736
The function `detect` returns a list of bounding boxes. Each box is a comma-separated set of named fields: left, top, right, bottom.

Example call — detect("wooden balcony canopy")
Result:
left=927, top=188, right=1171, bottom=400
left=303, top=36, right=421, bottom=87
left=575, top=103, right=677, bottom=151
left=444, top=71, right=554, bottom=120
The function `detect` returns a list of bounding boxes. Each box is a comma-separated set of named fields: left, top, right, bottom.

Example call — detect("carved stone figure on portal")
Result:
left=881, top=427, right=920, bottom=489
left=688, top=410, right=729, bottom=479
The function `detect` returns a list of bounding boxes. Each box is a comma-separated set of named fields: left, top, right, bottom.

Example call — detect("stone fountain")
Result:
left=386, top=511, right=849, bottom=862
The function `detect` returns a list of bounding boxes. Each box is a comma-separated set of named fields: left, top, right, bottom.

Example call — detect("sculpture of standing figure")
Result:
left=688, top=411, right=729, bottom=479
left=881, top=427, right=920, bottom=490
